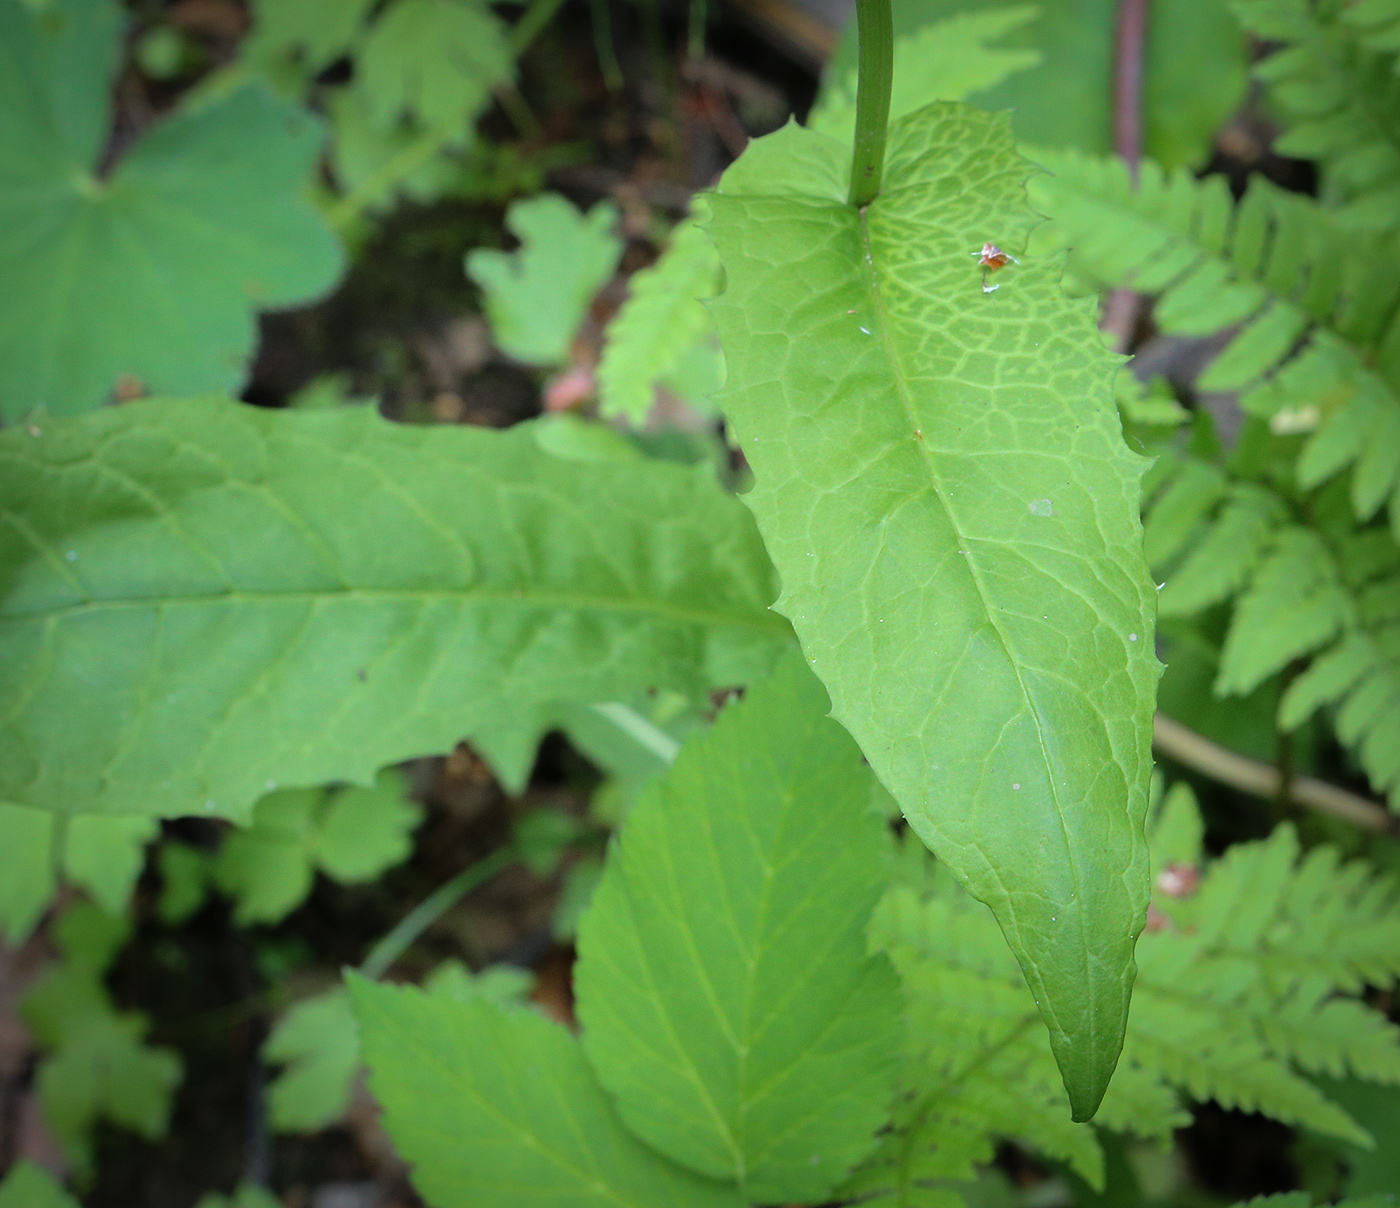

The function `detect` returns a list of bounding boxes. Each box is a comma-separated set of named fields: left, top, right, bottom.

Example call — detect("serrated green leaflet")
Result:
left=266, top=961, right=536, bottom=1132
left=213, top=771, right=421, bottom=924
left=0, top=0, right=343, bottom=419
left=0, top=806, right=156, bottom=940
left=22, top=903, right=182, bottom=1171
left=350, top=977, right=745, bottom=1208
left=575, top=656, right=901, bottom=1202
left=0, top=398, right=788, bottom=821
left=265, top=987, right=360, bottom=1131
left=704, top=105, right=1159, bottom=1119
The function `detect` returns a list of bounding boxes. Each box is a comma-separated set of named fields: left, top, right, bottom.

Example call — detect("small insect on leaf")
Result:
left=974, top=242, right=1019, bottom=293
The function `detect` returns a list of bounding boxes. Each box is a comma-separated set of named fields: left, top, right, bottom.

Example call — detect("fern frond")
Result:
left=1345, top=0, right=1400, bottom=54
left=837, top=875, right=1105, bottom=1207
left=1144, top=450, right=1400, bottom=803
left=848, top=806, right=1400, bottom=1203
left=1033, top=155, right=1400, bottom=533
left=1158, top=484, right=1286, bottom=617
left=1231, top=0, right=1400, bottom=226
left=596, top=220, right=723, bottom=423
left=1215, top=527, right=1354, bottom=695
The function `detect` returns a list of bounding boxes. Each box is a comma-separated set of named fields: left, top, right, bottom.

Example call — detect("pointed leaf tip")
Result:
left=705, top=102, right=1156, bottom=1108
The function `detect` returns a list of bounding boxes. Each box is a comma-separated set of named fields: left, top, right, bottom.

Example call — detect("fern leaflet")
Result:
left=1231, top=0, right=1400, bottom=226
left=842, top=788, right=1400, bottom=1207
left=1033, top=153, right=1400, bottom=535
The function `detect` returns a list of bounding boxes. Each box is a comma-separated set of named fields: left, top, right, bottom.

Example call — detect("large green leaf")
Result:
left=0, top=0, right=343, bottom=420
left=350, top=977, right=745, bottom=1208
left=826, top=0, right=1248, bottom=171
left=0, top=398, right=789, bottom=821
left=575, top=655, right=902, bottom=1202
left=704, top=106, right=1159, bottom=1119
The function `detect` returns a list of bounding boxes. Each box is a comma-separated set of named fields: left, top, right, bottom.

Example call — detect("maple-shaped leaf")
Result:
left=0, top=0, right=343, bottom=419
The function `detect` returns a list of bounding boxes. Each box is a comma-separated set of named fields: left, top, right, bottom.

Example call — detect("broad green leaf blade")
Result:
left=575, top=655, right=902, bottom=1202
left=704, top=106, right=1159, bottom=1120
left=349, top=976, right=745, bottom=1208
left=0, top=398, right=787, bottom=820
left=0, top=0, right=343, bottom=418
left=468, top=194, right=624, bottom=366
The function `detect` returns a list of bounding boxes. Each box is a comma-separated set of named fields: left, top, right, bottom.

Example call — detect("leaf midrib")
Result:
left=853, top=201, right=1089, bottom=1020
left=0, top=585, right=790, bottom=635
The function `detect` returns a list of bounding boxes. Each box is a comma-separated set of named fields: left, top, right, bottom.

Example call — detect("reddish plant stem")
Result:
left=1114, top=0, right=1149, bottom=184
left=1102, top=0, right=1150, bottom=352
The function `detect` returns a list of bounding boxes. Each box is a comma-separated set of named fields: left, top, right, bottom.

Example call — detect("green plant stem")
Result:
left=509, top=0, right=569, bottom=55
left=687, top=0, right=706, bottom=60
left=592, top=0, right=624, bottom=92
left=325, top=128, right=454, bottom=232
left=591, top=702, right=681, bottom=764
left=847, top=0, right=893, bottom=208
left=359, top=847, right=518, bottom=979
left=1152, top=713, right=1397, bottom=835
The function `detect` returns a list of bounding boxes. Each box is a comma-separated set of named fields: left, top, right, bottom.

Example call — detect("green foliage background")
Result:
left=2, top=0, right=1400, bottom=1204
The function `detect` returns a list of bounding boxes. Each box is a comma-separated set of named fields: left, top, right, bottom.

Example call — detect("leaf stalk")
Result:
left=847, top=0, right=894, bottom=208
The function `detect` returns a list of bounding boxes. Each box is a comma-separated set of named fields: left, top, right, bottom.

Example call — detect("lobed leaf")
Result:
left=0, top=398, right=789, bottom=821
left=356, top=0, right=511, bottom=131
left=575, top=655, right=902, bottom=1201
left=0, top=806, right=156, bottom=940
left=21, top=903, right=182, bottom=1172
left=705, top=105, right=1159, bottom=1119
left=213, top=770, right=420, bottom=925
left=0, top=0, right=343, bottom=419
left=468, top=194, right=624, bottom=366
